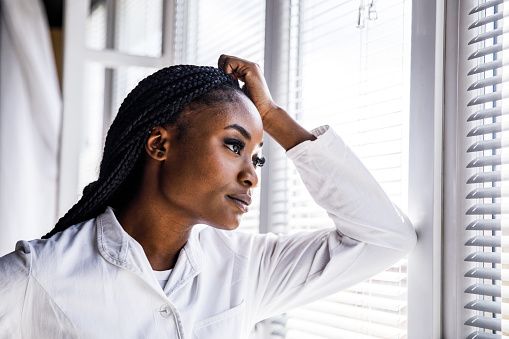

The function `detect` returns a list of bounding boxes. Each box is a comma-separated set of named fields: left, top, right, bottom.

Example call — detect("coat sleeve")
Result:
left=0, top=241, right=32, bottom=337
left=247, top=125, right=417, bottom=321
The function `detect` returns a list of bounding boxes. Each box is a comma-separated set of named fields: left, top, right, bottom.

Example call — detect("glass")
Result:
left=79, top=62, right=106, bottom=194
left=78, top=64, right=157, bottom=196
left=86, top=0, right=163, bottom=57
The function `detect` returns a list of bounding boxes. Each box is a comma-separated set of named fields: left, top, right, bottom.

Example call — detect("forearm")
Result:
left=262, top=106, right=316, bottom=151
left=287, top=126, right=416, bottom=251
left=218, top=54, right=316, bottom=151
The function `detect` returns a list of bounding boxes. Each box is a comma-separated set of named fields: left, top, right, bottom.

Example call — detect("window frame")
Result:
left=405, top=0, right=445, bottom=337
left=58, top=0, right=176, bottom=216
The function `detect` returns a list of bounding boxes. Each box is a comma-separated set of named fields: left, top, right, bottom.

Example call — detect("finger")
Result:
left=242, top=84, right=250, bottom=97
left=218, top=54, right=228, bottom=70
left=218, top=55, right=240, bottom=80
left=218, top=54, right=251, bottom=79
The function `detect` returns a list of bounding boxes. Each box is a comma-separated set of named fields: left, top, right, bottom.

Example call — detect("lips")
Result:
left=226, top=193, right=252, bottom=213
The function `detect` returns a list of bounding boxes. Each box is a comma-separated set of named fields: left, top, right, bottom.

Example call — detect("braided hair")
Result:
left=43, top=65, right=241, bottom=239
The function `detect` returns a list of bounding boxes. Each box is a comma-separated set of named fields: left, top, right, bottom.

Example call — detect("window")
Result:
left=60, top=0, right=437, bottom=337
left=58, top=0, right=173, bottom=215
left=269, top=0, right=412, bottom=337
left=179, top=0, right=266, bottom=234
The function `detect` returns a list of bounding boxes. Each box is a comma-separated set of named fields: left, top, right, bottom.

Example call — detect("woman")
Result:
left=0, top=55, right=416, bottom=338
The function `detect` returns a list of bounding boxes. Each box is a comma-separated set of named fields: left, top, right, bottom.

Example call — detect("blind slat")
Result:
left=465, top=235, right=501, bottom=247
left=468, top=43, right=503, bottom=60
left=466, top=203, right=502, bottom=215
left=465, top=187, right=502, bottom=199
left=464, top=316, right=501, bottom=331
left=467, top=107, right=503, bottom=120
left=467, top=332, right=500, bottom=339
left=467, top=91, right=502, bottom=106
left=469, top=27, right=504, bottom=44
left=465, top=299, right=501, bottom=313
left=467, top=74, right=502, bottom=89
left=466, top=219, right=501, bottom=230
left=465, top=252, right=501, bottom=263
left=464, top=267, right=501, bottom=280
left=467, top=155, right=502, bottom=168
left=467, top=171, right=509, bottom=184
left=470, top=0, right=504, bottom=14
left=467, top=122, right=506, bottom=136
left=468, top=59, right=503, bottom=75
left=468, top=12, right=503, bottom=29
left=465, top=284, right=501, bottom=297
left=467, top=139, right=503, bottom=152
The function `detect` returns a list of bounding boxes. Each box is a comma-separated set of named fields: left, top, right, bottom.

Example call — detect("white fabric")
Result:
left=0, top=0, right=61, bottom=255
left=0, top=126, right=416, bottom=339
left=153, top=269, right=172, bottom=289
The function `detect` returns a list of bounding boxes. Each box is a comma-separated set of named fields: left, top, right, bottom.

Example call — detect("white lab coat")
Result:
left=0, top=126, right=417, bottom=339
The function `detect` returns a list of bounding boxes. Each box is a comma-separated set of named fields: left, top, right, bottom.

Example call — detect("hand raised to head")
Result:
left=218, top=54, right=316, bottom=151
left=218, top=54, right=277, bottom=121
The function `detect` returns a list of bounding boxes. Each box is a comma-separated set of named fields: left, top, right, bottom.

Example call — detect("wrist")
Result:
left=260, top=105, right=284, bottom=134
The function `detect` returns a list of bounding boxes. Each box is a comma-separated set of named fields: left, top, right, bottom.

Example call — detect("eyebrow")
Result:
left=225, top=124, right=264, bottom=147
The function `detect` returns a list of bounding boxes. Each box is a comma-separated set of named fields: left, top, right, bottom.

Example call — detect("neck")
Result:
left=115, top=198, right=193, bottom=271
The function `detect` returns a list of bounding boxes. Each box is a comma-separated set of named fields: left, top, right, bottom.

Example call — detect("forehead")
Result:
left=181, top=94, right=263, bottom=141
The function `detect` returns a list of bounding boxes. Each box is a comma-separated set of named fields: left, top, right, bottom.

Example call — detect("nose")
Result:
left=238, top=161, right=259, bottom=188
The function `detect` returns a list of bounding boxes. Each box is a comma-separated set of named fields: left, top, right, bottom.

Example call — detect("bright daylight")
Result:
left=0, top=0, right=504, bottom=338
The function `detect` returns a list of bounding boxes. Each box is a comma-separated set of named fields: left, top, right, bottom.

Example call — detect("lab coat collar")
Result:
left=95, top=207, right=203, bottom=295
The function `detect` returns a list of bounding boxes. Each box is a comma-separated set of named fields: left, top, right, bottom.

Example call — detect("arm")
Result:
left=218, top=54, right=415, bottom=248
left=218, top=54, right=315, bottom=151
left=219, top=55, right=417, bottom=320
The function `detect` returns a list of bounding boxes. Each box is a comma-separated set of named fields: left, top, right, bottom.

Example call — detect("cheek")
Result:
left=200, top=156, right=234, bottom=186
left=176, top=151, right=232, bottom=188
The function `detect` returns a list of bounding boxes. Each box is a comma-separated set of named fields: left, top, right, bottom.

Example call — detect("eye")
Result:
left=227, top=144, right=241, bottom=154
left=252, top=156, right=266, bottom=168
left=225, top=138, right=245, bottom=155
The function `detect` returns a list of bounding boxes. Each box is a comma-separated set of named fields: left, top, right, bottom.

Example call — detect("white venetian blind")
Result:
left=181, top=0, right=266, bottom=234
left=277, top=0, right=412, bottom=338
left=462, top=0, right=509, bottom=337
left=183, top=0, right=265, bottom=67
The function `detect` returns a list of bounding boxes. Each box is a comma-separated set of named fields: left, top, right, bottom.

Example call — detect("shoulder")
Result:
left=0, top=218, right=97, bottom=281
left=0, top=240, right=33, bottom=285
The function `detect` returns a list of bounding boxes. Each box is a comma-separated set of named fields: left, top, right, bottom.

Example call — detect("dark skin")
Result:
left=117, top=55, right=316, bottom=271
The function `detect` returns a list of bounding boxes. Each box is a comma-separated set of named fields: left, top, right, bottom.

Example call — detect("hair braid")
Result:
left=43, top=66, right=241, bottom=239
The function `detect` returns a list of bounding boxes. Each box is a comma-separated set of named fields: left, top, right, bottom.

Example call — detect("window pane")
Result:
left=79, top=62, right=106, bottom=193
left=86, top=0, right=163, bottom=57
left=78, top=64, right=157, bottom=195
left=282, top=0, right=411, bottom=337
left=110, top=66, right=158, bottom=122
left=181, top=0, right=266, bottom=232
left=184, top=0, right=265, bottom=66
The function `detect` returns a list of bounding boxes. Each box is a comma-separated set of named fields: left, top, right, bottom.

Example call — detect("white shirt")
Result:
left=153, top=269, right=172, bottom=289
left=0, top=126, right=417, bottom=339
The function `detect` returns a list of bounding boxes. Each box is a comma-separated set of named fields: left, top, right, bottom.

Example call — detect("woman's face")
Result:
left=159, top=92, right=264, bottom=230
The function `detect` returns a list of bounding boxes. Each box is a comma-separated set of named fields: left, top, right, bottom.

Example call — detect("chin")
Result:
left=209, top=219, right=241, bottom=231
left=216, top=223, right=240, bottom=231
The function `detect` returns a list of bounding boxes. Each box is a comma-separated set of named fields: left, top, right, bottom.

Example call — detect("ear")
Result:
left=145, top=126, right=171, bottom=161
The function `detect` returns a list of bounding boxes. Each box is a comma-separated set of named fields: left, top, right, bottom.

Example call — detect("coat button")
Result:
left=160, top=305, right=171, bottom=317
